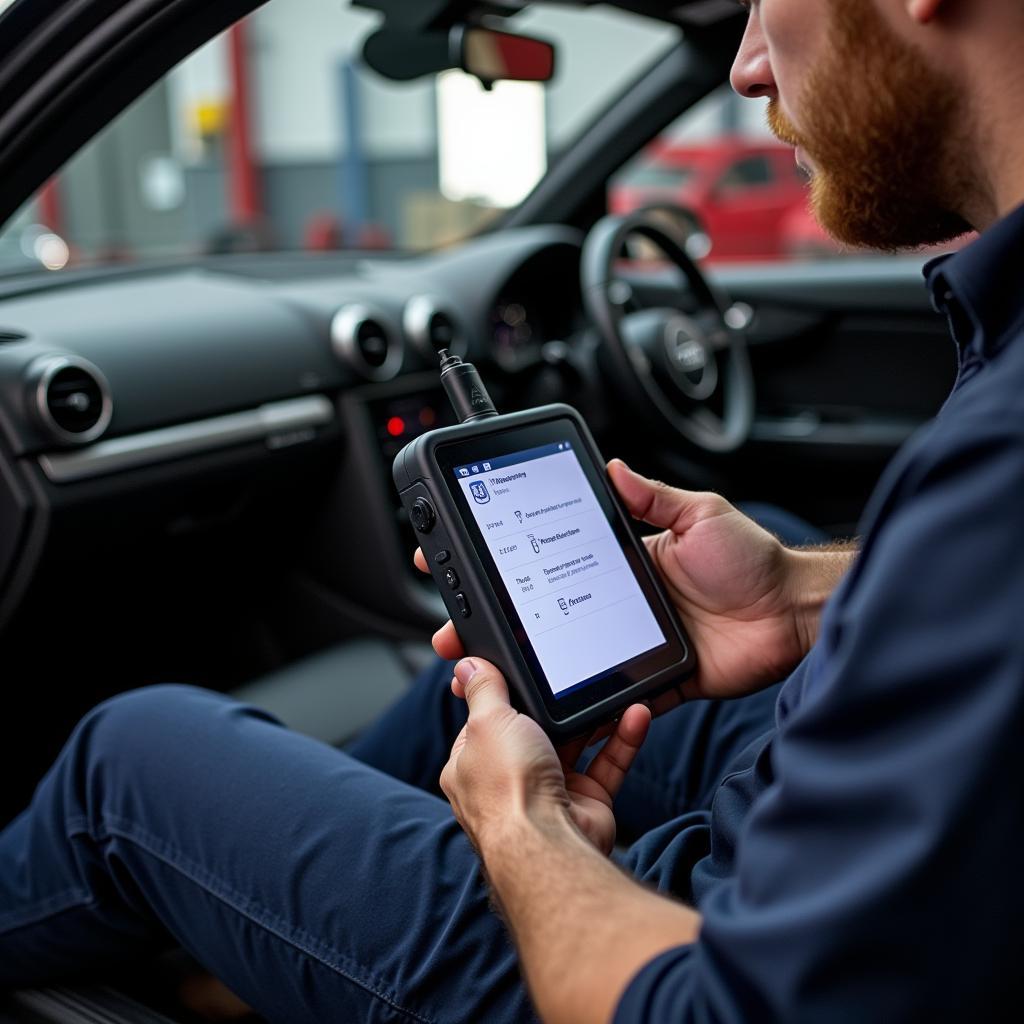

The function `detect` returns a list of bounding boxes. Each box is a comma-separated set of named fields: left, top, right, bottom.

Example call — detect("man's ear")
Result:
left=906, top=0, right=945, bottom=24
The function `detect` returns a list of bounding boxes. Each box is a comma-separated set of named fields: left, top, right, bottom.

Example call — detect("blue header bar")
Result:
left=453, top=440, right=572, bottom=480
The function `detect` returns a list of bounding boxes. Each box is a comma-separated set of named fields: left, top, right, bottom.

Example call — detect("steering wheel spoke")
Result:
left=693, top=308, right=733, bottom=351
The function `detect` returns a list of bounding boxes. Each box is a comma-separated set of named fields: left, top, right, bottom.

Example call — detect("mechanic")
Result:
left=3, top=0, right=1024, bottom=1020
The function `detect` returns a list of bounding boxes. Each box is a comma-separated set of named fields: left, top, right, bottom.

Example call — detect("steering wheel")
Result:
left=581, top=211, right=755, bottom=453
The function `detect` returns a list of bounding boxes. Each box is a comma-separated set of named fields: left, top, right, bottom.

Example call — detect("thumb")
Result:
left=454, top=658, right=512, bottom=716
left=607, top=459, right=704, bottom=535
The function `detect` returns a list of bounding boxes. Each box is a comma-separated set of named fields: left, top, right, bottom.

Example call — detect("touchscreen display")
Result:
left=453, top=440, right=666, bottom=698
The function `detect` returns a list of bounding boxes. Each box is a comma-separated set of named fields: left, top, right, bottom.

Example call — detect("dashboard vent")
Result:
left=0, top=330, right=27, bottom=344
left=404, top=295, right=466, bottom=359
left=355, top=319, right=391, bottom=368
left=424, top=311, right=455, bottom=352
left=30, top=357, right=113, bottom=445
left=330, top=303, right=403, bottom=381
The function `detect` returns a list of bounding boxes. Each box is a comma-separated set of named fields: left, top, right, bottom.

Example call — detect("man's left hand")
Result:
left=440, top=658, right=651, bottom=858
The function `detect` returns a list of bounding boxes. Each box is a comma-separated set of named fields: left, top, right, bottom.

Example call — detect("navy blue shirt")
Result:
left=616, top=206, right=1024, bottom=1022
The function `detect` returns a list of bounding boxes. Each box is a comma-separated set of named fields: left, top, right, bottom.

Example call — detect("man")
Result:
left=3, top=0, right=1023, bottom=1019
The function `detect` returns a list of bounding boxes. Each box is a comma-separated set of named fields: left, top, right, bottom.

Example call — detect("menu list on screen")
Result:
left=454, top=442, right=666, bottom=697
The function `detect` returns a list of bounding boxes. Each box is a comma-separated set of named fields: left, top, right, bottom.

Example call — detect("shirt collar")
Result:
left=924, top=201, right=1024, bottom=359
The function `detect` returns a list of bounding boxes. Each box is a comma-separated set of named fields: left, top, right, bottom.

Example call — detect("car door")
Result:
left=723, top=260, right=956, bottom=530
left=707, top=153, right=787, bottom=259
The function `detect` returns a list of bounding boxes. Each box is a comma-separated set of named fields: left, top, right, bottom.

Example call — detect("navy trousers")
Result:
left=0, top=657, right=781, bottom=1022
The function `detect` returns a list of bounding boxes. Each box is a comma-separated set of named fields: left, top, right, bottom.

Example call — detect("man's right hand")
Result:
left=604, top=460, right=852, bottom=704
left=415, top=459, right=854, bottom=705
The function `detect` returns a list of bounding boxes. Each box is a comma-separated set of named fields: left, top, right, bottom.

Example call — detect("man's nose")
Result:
left=730, top=14, right=777, bottom=99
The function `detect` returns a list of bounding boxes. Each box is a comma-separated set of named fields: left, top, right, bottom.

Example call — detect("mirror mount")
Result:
left=353, top=0, right=523, bottom=33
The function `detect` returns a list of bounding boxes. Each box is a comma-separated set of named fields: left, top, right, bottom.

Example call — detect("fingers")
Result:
left=415, top=549, right=465, bottom=657
left=645, top=683, right=686, bottom=721
left=584, top=704, right=651, bottom=800
left=432, top=620, right=465, bottom=661
left=439, top=722, right=469, bottom=801
left=416, top=547, right=464, bottom=663
left=454, top=658, right=511, bottom=715
left=557, top=733, right=593, bottom=773
left=607, top=459, right=710, bottom=535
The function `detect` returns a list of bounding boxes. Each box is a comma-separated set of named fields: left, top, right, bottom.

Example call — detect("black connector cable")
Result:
left=438, top=349, right=499, bottom=423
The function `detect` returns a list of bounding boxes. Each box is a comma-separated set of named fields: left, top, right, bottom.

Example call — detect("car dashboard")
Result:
left=0, top=226, right=588, bottom=651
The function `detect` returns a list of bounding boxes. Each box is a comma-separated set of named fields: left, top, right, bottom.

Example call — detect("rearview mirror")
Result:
left=461, top=28, right=555, bottom=84
left=363, top=25, right=556, bottom=87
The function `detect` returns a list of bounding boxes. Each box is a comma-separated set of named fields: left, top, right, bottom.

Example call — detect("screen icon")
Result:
left=458, top=468, right=470, bottom=477
left=529, top=533, right=541, bottom=554
left=514, top=510, right=523, bottom=524
left=471, top=465, right=481, bottom=474
left=482, top=462, right=492, bottom=471
left=558, top=597, right=569, bottom=615
left=470, top=480, right=491, bottom=504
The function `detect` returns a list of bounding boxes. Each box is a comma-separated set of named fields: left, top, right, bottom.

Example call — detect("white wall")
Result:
left=515, top=6, right=678, bottom=148
left=247, top=0, right=435, bottom=162
left=166, top=33, right=231, bottom=164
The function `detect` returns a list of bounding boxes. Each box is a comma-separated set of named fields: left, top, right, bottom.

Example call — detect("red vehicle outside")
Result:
left=610, top=138, right=816, bottom=263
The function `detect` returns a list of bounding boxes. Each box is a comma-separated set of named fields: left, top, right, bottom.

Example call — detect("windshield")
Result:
left=0, top=0, right=677, bottom=276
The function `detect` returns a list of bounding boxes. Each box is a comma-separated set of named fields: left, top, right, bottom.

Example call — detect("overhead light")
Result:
left=35, top=233, right=70, bottom=271
left=20, top=224, right=70, bottom=271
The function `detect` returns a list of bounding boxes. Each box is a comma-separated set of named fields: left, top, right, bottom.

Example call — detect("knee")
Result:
left=87, top=682, right=213, bottom=731
left=72, top=684, right=235, bottom=767
left=47, top=686, right=231, bottom=825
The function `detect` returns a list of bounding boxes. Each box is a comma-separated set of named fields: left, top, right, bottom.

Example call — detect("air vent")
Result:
left=30, top=356, right=113, bottom=445
left=330, top=303, right=403, bottom=381
left=0, top=330, right=27, bottom=344
left=403, top=295, right=467, bottom=360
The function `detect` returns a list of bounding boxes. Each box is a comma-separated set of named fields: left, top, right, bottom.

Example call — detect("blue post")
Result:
left=338, top=59, right=370, bottom=245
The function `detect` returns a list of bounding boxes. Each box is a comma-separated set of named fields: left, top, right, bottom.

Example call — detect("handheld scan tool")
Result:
left=393, top=351, right=695, bottom=740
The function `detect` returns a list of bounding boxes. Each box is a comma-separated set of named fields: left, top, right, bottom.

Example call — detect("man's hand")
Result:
left=416, top=460, right=854, bottom=705
left=440, top=657, right=701, bottom=1024
left=606, top=460, right=853, bottom=702
left=440, top=658, right=651, bottom=857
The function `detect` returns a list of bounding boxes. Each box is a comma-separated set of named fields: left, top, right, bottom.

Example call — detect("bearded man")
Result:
left=3, top=0, right=1023, bottom=1020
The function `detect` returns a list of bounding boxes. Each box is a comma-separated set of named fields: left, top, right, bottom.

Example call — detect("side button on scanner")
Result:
left=435, top=549, right=451, bottom=565
left=455, top=592, right=471, bottom=618
left=409, top=497, right=436, bottom=534
left=444, top=568, right=460, bottom=589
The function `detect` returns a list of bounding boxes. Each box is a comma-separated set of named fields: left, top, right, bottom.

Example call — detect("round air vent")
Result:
left=29, top=356, right=113, bottom=445
left=403, top=295, right=467, bottom=360
left=330, top=303, right=403, bottom=381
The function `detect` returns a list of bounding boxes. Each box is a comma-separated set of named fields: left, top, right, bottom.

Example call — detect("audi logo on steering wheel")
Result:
left=664, top=318, right=718, bottom=402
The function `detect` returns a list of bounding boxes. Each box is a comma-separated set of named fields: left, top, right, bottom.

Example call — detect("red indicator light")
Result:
left=419, top=407, right=437, bottom=427
left=386, top=416, right=405, bottom=437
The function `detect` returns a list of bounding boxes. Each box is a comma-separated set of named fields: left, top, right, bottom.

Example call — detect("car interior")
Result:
left=0, top=0, right=959, bottom=1020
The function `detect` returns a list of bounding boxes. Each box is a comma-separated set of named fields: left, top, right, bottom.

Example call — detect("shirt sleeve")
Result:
left=615, top=421, right=1024, bottom=1023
